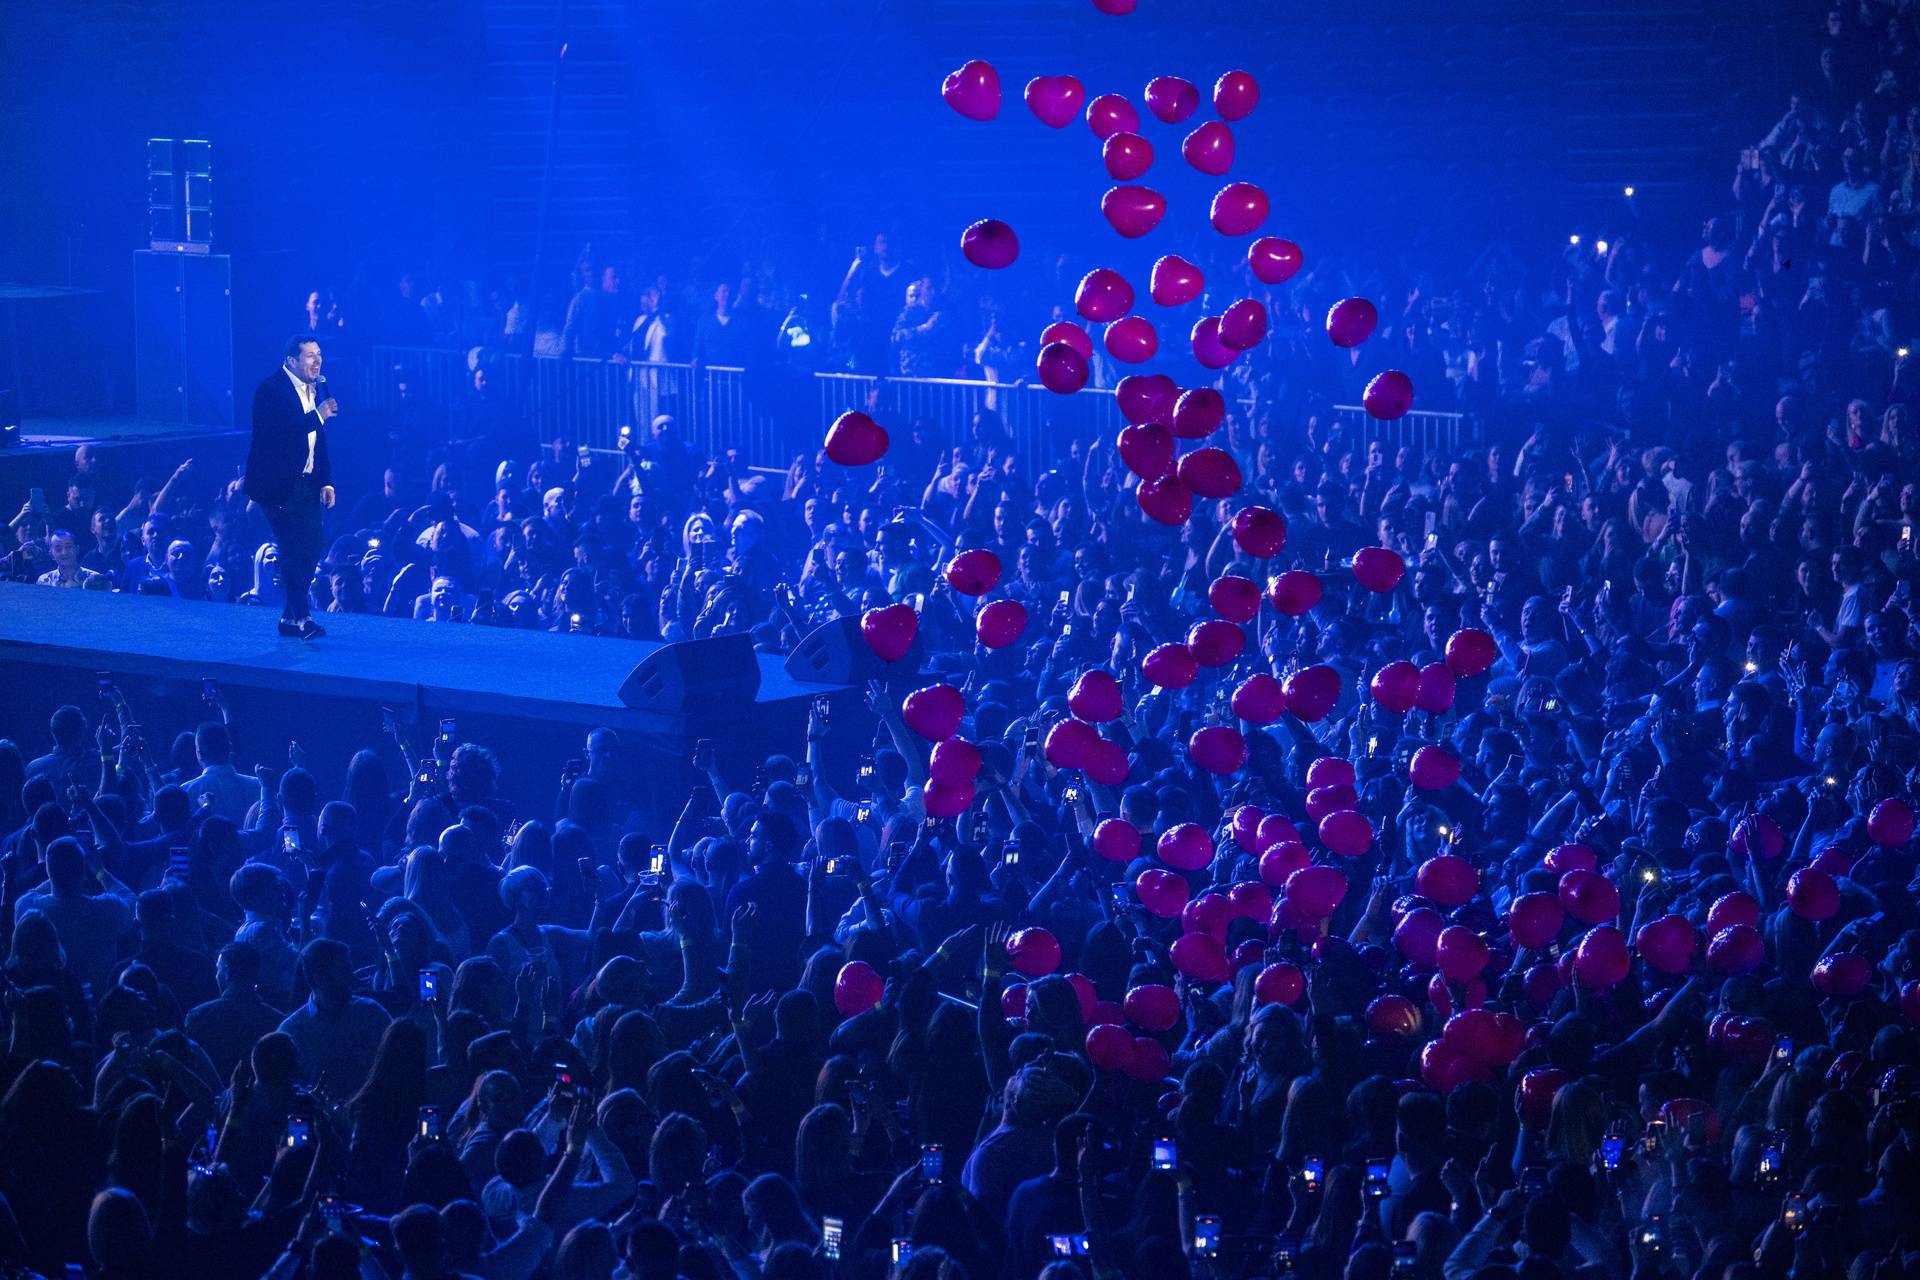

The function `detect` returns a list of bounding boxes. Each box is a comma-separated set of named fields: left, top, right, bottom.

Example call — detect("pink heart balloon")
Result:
left=1039, top=320, right=1093, bottom=361
left=959, top=219, right=1019, bottom=269
left=1177, top=447, right=1241, bottom=499
left=1075, top=268, right=1135, bottom=322
left=1326, top=297, right=1379, bottom=347
left=1171, top=387, right=1225, bottom=438
left=1086, top=93, right=1140, bottom=139
left=1191, top=316, right=1236, bottom=369
left=1210, top=182, right=1270, bottom=236
left=1091, top=0, right=1136, bottom=13
left=1115, top=373, right=1177, bottom=424
left=1136, top=476, right=1192, bottom=525
left=1104, top=316, right=1158, bottom=363
left=1364, top=370, right=1414, bottom=420
left=1144, top=75, right=1199, bottom=123
left=1102, top=185, right=1166, bottom=238
left=860, top=603, right=918, bottom=662
left=1232, top=507, right=1287, bottom=557
left=1036, top=341, right=1089, bottom=394
left=1219, top=298, right=1268, bottom=350
left=1024, top=75, right=1085, bottom=128
left=1213, top=69, right=1259, bottom=120
left=1182, top=121, right=1234, bottom=176
left=1117, top=423, right=1175, bottom=479
left=1150, top=255, right=1204, bottom=307
left=945, top=549, right=1001, bottom=596
left=1103, top=132, right=1154, bottom=180
left=1249, top=237, right=1303, bottom=284
left=942, top=60, right=1000, bottom=121
left=824, top=411, right=888, bottom=466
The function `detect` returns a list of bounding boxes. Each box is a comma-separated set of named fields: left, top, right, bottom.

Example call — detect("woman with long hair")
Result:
left=345, top=1019, right=430, bottom=1213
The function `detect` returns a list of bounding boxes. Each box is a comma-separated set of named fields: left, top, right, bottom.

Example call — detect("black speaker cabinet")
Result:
left=617, top=632, right=762, bottom=711
left=134, top=250, right=234, bottom=427
left=784, top=614, right=925, bottom=686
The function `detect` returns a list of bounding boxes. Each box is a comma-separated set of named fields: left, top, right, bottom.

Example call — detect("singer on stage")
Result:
left=243, top=335, right=337, bottom=639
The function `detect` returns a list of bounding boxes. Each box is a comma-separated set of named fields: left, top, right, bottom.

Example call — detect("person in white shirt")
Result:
left=181, top=720, right=263, bottom=825
left=36, top=528, right=107, bottom=588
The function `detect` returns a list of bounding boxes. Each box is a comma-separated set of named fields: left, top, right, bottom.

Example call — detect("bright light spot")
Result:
left=1596, top=239, right=1610, bottom=254
left=1624, top=186, right=1635, bottom=197
left=1568, top=234, right=1580, bottom=246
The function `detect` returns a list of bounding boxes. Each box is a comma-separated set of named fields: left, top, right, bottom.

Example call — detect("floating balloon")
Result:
left=1326, top=297, right=1379, bottom=347
left=1417, top=854, right=1478, bottom=907
left=1516, top=1068, right=1568, bottom=1128
left=1177, top=447, right=1242, bottom=499
left=1144, top=74, right=1199, bottom=123
left=1210, top=182, right=1270, bottom=236
left=1085, top=738, right=1131, bottom=787
left=1787, top=867, right=1839, bottom=920
left=1040, top=319, right=1093, bottom=360
left=1508, top=892, right=1565, bottom=950
left=1255, top=963, right=1303, bottom=1007
left=1352, top=547, right=1405, bottom=593
left=1363, top=370, right=1414, bottom=420
left=1319, top=809, right=1374, bottom=858
left=1118, top=423, right=1176, bottom=479
left=1869, top=797, right=1915, bottom=846
left=1444, top=628, right=1498, bottom=677
left=860, top=604, right=917, bottom=662
left=1283, top=665, right=1340, bottom=722
left=1304, top=784, right=1357, bottom=824
left=976, top=600, right=1027, bottom=649
left=1024, top=74, right=1084, bottom=127
left=1157, top=823, right=1214, bottom=871
left=1259, top=842, right=1309, bottom=887
left=1248, top=237, right=1303, bottom=284
left=1126, top=1036, right=1171, bottom=1083
left=825, top=411, right=888, bottom=466
left=1092, top=818, right=1141, bottom=862
left=1213, top=69, right=1259, bottom=120
left=929, top=736, right=981, bottom=785
left=1268, top=570, right=1321, bottom=616
left=1075, top=268, right=1135, bottom=322
left=1421, top=1041, right=1478, bottom=1093
left=1707, top=892, right=1760, bottom=935
left=1415, top=663, right=1457, bottom=713
left=1102, top=316, right=1158, bottom=364
left=1812, top=952, right=1872, bottom=998
left=1574, top=925, right=1630, bottom=989
left=1137, top=476, right=1193, bottom=525
left=1150, top=255, right=1205, bottom=307
left=1409, top=746, right=1461, bottom=791
left=1231, top=806, right=1267, bottom=852
left=1182, top=121, right=1235, bottom=176
left=1443, top=1009, right=1503, bottom=1063
left=945, top=549, right=1001, bottom=595
left=1232, top=673, right=1287, bottom=723
left=1232, top=506, right=1287, bottom=557
left=1086, top=93, right=1140, bottom=139
left=942, top=60, right=1000, bottom=120
left=960, top=219, right=1019, bottom=269
left=1190, top=316, right=1236, bottom=369
left=834, top=960, right=885, bottom=1016
left=1007, top=927, right=1061, bottom=977
left=1093, top=0, right=1137, bottom=16
left=1189, top=725, right=1247, bottom=775
left=1086, top=1022, right=1135, bottom=1070
left=1707, top=923, right=1764, bottom=975
left=902, top=684, right=965, bottom=740
left=1395, top=907, right=1444, bottom=966
left=1171, top=933, right=1229, bottom=983
left=1370, top=661, right=1421, bottom=713
left=1102, top=185, right=1167, bottom=239
left=1635, top=914, right=1697, bottom=975
left=1001, top=984, right=1027, bottom=1024
left=922, top=777, right=974, bottom=818
left=1142, top=643, right=1198, bottom=689
left=1134, top=871, right=1189, bottom=921
left=1435, top=925, right=1490, bottom=982
left=1187, top=618, right=1245, bottom=666
left=1229, top=881, right=1272, bottom=921
left=1103, top=132, right=1154, bottom=180
left=1044, top=718, right=1100, bottom=770
left=1218, top=298, right=1268, bottom=351
left=1543, top=845, right=1596, bottom=875
left=1286, top=864, right=1348, bottom=918
left=1558, top=869, right=1619, bottom=925
left=1366, top=994, right=1421, bottom=1039
left=1124, top=982, right=1180, bottom=1031
left=1037, top=341, right=1089, bottom=394
left=1116, top=373, right=1178, bottom=423
left=1306, top=758, right=1355, bottom=789
left=1069, top=669, right=1123, bottom=722
left=1209, top=574, right=1261, bottom=623
left=1171, top=387, right=1225, bottom=438
left=1731, top=814, right=1784, bottom=861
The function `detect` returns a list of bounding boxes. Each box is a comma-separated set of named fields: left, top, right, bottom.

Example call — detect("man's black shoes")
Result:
left=280, top=618, right=326, bottom=640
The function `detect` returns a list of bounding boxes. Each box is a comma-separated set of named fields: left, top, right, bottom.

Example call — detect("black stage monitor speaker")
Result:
left=785, top=614, right=924, bottom=686
left=618, top=632, right=761, bottom=711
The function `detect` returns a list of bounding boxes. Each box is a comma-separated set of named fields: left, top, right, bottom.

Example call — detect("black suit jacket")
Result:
left=243, top=369, right=333, bottom=507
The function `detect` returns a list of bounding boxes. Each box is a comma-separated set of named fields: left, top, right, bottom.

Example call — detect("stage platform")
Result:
left=0, top=583, right=848, bottom=829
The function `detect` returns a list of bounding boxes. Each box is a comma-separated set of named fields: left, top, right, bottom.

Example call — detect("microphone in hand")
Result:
left=316, top=376, right=338, bottom=421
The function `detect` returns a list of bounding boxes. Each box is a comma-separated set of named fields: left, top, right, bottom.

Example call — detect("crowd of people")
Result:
left=8, top=5, right=1920, bottom=1280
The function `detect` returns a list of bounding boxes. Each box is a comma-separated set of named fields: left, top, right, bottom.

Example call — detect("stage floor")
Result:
left=0, top=581, right=832, bottom=727
left=6, top=416, right=245, bottom=453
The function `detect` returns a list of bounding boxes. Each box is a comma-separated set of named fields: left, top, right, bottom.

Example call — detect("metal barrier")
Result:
left=1331, top=404, right=1474, bottom=455
left=817, top=373, right=1122, bottom=475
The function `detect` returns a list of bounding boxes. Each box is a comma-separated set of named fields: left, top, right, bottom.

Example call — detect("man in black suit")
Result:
left=244, top=335, right=337, bottom=639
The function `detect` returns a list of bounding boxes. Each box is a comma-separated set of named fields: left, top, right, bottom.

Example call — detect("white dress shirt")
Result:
left=283, top=366, right=320, bottom=474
